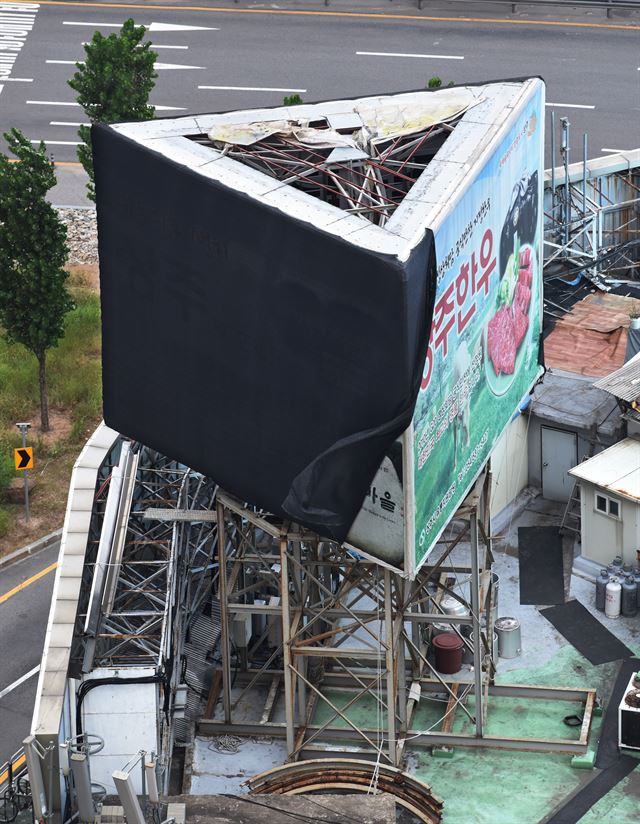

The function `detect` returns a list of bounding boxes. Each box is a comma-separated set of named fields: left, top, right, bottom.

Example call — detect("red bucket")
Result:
left=432, top=632, right=464, bottom=674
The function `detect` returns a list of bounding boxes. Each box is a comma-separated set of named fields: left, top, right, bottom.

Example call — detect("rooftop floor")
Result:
left=189, top=494, right=640, bottom=823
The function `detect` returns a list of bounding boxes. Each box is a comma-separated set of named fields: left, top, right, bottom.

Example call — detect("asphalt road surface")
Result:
left=0, top=544, right=59, bottom=769
left=0, top=0, right=638, bottom=205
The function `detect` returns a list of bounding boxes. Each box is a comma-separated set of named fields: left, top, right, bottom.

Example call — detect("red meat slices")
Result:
left=488, top=247, right=535, bottom=376
left=514, top=282, right=531, bottom=316
left=512, top=307, right=529, bottom=348
left=487, top=305, right=517, bottom=375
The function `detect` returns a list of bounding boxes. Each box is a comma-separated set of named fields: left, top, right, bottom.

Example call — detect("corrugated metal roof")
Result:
left=544, top=293, right=640, bottom=377
left=593, top=351, right=640, bottom=401
left=569, top=435, right=640, bottom=502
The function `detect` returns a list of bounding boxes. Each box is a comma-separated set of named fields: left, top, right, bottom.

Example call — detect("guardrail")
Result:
left=0, top=749, right=31, bottom=824
left=319, top=0, right=640, bottom=17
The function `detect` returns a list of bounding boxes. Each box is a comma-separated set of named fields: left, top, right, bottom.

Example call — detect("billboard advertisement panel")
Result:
left=411, top=82, right=544, bottom=571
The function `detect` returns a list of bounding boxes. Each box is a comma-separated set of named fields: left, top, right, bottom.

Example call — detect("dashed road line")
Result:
left=27, top=100, right=187, bottom=110
left=356, top=50, right=464, bottom=60
left=0, top=666, right=40, bottom=701
left=198, top=85, right=306, bottom=93
left=546, top=102, right=595, bottom=109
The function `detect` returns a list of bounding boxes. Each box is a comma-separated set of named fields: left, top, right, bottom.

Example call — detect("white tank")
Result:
left=605, top=577, right=622, bottom=619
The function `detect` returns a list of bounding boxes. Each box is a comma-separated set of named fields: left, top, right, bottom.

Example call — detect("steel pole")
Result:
left=470, top=512, right=484, bottom=738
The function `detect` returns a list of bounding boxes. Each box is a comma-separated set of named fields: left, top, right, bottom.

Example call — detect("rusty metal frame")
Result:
left=204, top=483, right=599, bottom=763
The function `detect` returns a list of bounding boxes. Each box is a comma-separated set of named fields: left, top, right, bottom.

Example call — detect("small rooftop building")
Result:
left=569, top=435, right=640, bottom=568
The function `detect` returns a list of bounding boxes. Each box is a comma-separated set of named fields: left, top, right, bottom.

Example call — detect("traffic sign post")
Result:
left=15, top=423, right=32, bottom=522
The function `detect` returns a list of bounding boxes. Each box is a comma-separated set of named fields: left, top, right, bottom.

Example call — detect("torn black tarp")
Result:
left=93, top=122, right=437, bottom=541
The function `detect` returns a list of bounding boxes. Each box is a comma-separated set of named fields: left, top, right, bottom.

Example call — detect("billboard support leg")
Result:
left=470, top=510, right=484, bottom=738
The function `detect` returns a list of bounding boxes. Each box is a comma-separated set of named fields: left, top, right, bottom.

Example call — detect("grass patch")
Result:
left=0, top=276, right=102, bottom=552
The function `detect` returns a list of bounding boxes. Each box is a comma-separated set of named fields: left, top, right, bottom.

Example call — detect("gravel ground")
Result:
left=57, top=207, right=98, bottom=265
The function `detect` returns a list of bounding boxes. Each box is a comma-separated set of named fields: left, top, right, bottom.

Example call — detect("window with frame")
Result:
left=594, top=491, right=621, bottom=519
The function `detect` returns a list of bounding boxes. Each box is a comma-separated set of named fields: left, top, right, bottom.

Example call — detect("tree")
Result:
left=283, top=94, right=304, bottom=106
left=0, top=129, right=74, bottom=432
left=68, top=18, right=158, bottom=201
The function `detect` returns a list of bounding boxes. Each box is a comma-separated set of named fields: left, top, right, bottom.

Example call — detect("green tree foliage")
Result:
left=0, top=129, right=73, bottom=432
left=427, top=76, right=442, bottom=89
left=68, top=18, right=158, bottom=201
left=283, top=94, right=304, bottom=106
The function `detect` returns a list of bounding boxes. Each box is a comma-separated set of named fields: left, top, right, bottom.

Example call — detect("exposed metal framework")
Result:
left=545, top=120, right=640, bottom=289
left=197, top=118, right=457, bottom=227
left=200, top=475, right=596, bottom=764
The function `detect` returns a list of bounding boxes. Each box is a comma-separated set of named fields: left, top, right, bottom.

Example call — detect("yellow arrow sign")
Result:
left=14, top=447, right=33, bottom=471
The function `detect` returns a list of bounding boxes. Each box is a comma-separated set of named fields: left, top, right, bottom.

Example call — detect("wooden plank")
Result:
left=441, top=682, right=460, bottom=735
left=260, top=675, right=280, bottom=725
left=203, top=670, right=223, bottom=719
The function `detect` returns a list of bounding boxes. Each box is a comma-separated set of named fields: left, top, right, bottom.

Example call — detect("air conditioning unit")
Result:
left=618, top=672, right=640, bottom=751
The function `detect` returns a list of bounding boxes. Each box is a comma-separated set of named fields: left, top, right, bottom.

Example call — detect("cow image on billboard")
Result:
left=410, top=82, right=544, bottom=572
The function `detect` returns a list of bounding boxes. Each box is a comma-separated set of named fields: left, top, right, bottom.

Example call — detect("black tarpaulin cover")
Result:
left=93, top=122, right=437, bottom=541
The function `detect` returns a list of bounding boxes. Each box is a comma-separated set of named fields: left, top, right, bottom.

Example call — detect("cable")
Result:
left=222, top=794, right=343, bottom=824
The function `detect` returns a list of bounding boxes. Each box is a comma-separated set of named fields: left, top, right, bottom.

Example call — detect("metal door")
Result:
left=541, top=426, right=578, bottom=501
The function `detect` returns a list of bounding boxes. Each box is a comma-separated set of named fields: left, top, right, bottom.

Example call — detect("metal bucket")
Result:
left=441, top=594, right=469, bottom=619
left=467, top=630, right=498, bottom=665
left=495, top=617, right=522, bottom=659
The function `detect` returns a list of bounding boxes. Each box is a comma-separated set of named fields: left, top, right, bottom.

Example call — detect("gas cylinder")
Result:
left=622, top=574, right=638, bottom=617
left=605, top=576, right=622, bottom=619
left=612, top=556, right=623, bottom=572
left=595, top=568, right=609, bottom=612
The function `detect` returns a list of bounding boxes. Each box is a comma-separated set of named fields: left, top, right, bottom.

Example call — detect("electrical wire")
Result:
left=222, top=794, right=344, bottom=824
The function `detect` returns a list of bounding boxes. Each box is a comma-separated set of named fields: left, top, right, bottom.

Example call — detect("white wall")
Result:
left=490, top=414, right=529, bottom=519
left=579, top=480, right=640, bottom=567
left=81, top=668, right=158, bottom=794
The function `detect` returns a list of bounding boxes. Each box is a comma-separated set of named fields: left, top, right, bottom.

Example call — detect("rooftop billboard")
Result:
left=408, top=80, right=544, bottom=573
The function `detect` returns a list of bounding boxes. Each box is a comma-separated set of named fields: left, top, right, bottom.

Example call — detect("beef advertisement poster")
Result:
left=411, top=83, right=544, bottom=570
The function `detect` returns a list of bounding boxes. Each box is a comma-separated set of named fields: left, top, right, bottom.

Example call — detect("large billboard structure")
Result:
left=94, top=79, right=544, bottom=578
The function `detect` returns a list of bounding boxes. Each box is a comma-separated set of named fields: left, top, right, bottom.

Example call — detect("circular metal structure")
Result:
left=245, top=758, right=443, bottom=824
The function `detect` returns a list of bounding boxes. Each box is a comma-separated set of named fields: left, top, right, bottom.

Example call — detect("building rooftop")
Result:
left=569, top=435, right=640, bottom=502
left=543, top=292, right=640, bottom=377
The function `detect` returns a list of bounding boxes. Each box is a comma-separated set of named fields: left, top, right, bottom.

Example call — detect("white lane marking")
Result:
left=50, top=121, right=89, bottom=126
left=27, top=100, right=78, bottom=106
left=545, top=102, right=595, bottom=109
left=81, top=41, right=189, bottom=49
left=2, top=78, right=33, bottom=82
left=601, top=148, right=628, bottom=153
left=356, top=50, right=464, bottom=60
left=199, top=85, right=307, bottom=92
left=155, top=62, right=204, bottom=70
left=0, top=85, right=4, bottom=97
left=31, top=140, right=81, bottom=145
left=148, top=22, right=218, bottom=32
left=63, top=21, right=218, bottom=32
left=27, top=101, right=186, bottom=111
left=0, top=665, right=40, bottom=701
left=47, top=59, right=203, bottom=70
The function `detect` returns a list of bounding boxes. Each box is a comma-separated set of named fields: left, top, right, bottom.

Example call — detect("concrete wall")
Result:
left=490, top=415, right=529, bottom=519
left=579, top=480, right=639, bottom=567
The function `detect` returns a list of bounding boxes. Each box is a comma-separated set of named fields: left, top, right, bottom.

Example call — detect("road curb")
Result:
left=0, top=529, right=63, bottom=570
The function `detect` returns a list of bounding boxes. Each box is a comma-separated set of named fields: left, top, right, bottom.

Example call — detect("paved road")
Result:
left=0, top=544, right=59, bottom=768
left=0, top=0, right=638, bottom=204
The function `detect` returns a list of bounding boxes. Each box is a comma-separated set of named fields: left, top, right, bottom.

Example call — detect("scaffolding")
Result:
left=545, top=119, right=640, bottom=289
left=200, top=473, right=595, bottom=764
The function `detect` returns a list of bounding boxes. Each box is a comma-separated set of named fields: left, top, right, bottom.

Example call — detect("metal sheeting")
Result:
left=569, top=436, right=640, bottom=502
left=594, top=352, right=640, bottom=402
left=544, top=293, right=640, bottom=378
left=174, top=607, right=221, bottom=745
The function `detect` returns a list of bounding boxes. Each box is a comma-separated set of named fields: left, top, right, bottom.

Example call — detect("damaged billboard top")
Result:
left=94, top=78, right=544, bottom=578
